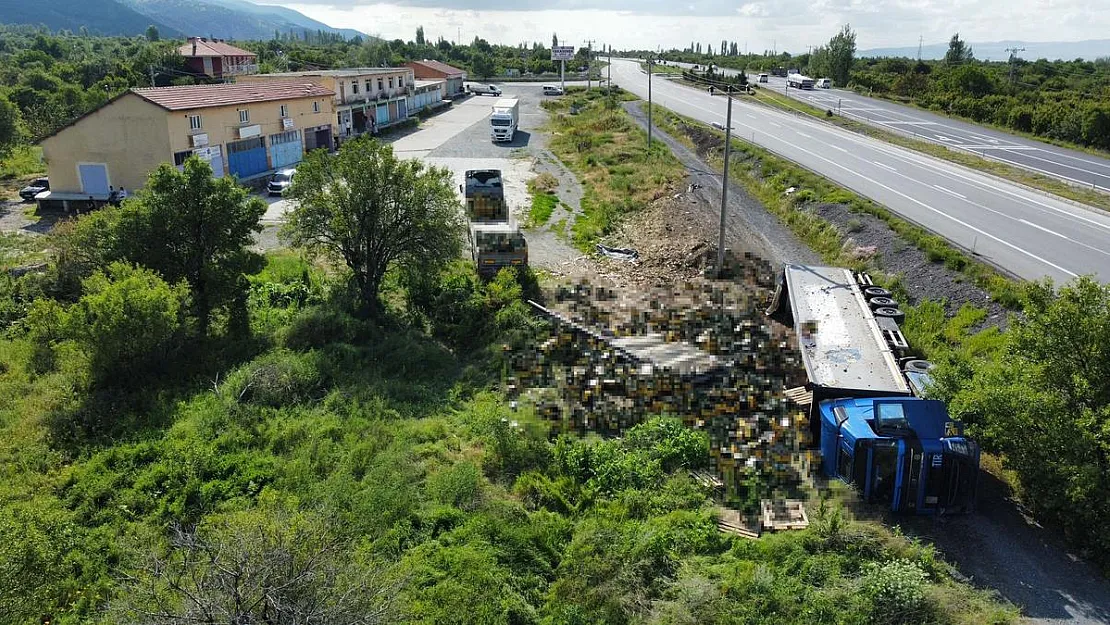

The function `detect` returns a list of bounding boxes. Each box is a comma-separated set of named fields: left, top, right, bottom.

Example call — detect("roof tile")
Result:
left=132, top=82, right=334, bottom=111
left=178, top=39, right=256, bottom=58
left=407, top=60, right=466, bottom=77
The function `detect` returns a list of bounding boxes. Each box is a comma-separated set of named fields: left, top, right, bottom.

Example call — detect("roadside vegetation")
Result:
left=543, top=88, right=685, bottom=249
left=526, top=174, right=559, bottom=227
left=647, top=103, right=1110, bottom=572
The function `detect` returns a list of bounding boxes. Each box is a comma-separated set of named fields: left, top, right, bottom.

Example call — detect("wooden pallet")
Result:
left=761, top=499, right=810, bottom=531
left=690, top=470, right=725, bottom=491
left=784, top=386, right=813, bottom=408
left=715, top=505, right=761, bottom=539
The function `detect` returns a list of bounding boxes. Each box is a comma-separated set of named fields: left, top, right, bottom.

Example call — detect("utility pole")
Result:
left=917, top=35, right=923, bottom=61
left=584, top=40, right=593, bottom=90
left=1005, top=46, right=1025, bottom=87
left=647, top=54, right=653, bottom=149
left=149, top=65, right=156, bottom=87
left=607, top=44, right=612, bottom=97
left=716, top=86, right=733, bottom=278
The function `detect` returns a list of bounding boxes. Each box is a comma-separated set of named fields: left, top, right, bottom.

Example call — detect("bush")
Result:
left=27, top=262, right=187, bottom=385
left=220, top=349, right=324, bottom=407
left=280, top=307, right=358, bottom=350
left=862, top=559, right=929, bottom=624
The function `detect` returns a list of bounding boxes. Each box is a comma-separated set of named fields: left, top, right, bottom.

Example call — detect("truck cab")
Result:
left=820, top=397, right=979, bottom=514
left=490, top=98, right=520, bottom=143
left=462, top=169, right=528, bottom=278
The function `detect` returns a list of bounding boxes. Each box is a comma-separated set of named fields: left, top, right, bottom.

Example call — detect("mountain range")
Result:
left=0, top=0, right=366, bottom=41
left=860, top=39, right=1110, bottom=61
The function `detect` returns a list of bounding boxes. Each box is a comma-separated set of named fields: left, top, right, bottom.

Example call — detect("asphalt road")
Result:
left=612, top=58, right=1110, bottom=284
left=656, top=59, right=1110, bottom=191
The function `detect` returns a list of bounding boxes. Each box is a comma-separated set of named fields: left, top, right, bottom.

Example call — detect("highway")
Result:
left=610, top=58, right=1110, bottom=283
left=659, top=59, right=1110, bottom=190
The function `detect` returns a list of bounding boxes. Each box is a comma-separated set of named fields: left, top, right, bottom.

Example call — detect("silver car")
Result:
left=267, top=168, right=296, bottom=196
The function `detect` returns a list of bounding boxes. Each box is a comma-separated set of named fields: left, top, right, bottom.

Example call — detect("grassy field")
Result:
left=748, top=87, right=1110, bottom=213
left=543, top=89, right=686, bottom=249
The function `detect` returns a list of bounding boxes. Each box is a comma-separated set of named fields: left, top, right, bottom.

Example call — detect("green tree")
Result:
left=416, top=25, right=425, bottom=46
left=0, top=94, right=24, bottom=157
left=471, top=52, right=495, bottom=79
left=552, top=32, right=558, bottom=48
left=145, top=25, right=159, bottom=41
left=284, top=137, right=464, bottom=316
left=118, top=158, right=264, bottom=333
left=826, top=24, right=856, bottom=86
left=944, top=33, right=974, bottom=66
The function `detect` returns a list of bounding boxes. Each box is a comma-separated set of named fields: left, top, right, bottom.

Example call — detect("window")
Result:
left=173, top=150, right=192, bottom=167
left=352, top=81, right=359, bottom=94
left=377, top=78, right=383, bottom=91
left=188, top=114, right=202, bottom=130
left=239, top=109, right=250, bottom=124
left=279, top=104, right=288, bottom=118
left=389, top=77, right=394, bottom=89
left=313, top=101, right=320, bottom=113
left=365, top=80, right=372, bottom=92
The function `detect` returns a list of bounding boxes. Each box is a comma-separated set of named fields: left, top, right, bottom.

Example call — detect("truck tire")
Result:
left=903, top=359, right=933, bottom=373
left=868, top=296, right=898, bottom=310
left=873, top=306, right=905, bottom=324
left=863, top=286, right=892, bottom=300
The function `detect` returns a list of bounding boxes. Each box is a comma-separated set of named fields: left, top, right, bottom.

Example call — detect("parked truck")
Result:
left=787, top=73, right=815, bottom=89
left=490, top=98, right=520, bottom=143
left=767, top=264, right=980, bottom=514
left=462, top=169, right=528, bottom=277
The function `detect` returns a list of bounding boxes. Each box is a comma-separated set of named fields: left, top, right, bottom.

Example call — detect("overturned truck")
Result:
left=767, top=265, right=980, bottom=514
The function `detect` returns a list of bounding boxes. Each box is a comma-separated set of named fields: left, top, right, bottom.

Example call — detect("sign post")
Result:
left=551, top=46, right=575, bottom=94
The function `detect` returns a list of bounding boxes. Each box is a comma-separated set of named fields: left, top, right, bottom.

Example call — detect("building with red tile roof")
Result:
left=178, top=37, right=258, bottom=79
left=404, top=60, right=467, bottom=98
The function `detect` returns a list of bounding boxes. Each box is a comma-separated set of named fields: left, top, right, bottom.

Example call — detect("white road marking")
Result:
left=1020, top=219, right=1068, bottom=239
left=797, top=132, right=812, bottom=139
left=769, top=122, right=782, bottom=128
left=873, top=161, right=898, bottom=172
left=933, top=185, right=967, bottom=199
left=829, top=145, right=849, bottom=153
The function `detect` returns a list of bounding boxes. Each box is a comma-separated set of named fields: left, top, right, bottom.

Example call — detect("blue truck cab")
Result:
left=820, top=397, right=979, bottom=514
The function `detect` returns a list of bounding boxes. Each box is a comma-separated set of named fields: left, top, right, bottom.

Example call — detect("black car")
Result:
left=19, top=177, right=49, bottom=201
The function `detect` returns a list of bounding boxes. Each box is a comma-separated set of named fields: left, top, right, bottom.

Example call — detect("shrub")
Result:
left=280, top=307, right=358, bottom=350
left=220, top=349, right=324, bottom=407
left=426, top=461, right=483, bottom=509
left=862, top=559, right=929, bottom=624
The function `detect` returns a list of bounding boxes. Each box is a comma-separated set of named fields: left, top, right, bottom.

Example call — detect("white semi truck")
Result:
left=787, top=73, right=815, bottom=89
left=490, top=98, right=519, bottom=142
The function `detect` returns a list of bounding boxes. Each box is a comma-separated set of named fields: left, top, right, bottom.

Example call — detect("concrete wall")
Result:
left=240, top=70, right=414, bottom=106
left=165, top=94, right=334, bottom=158
left=41, top=93, right=171, bottom=194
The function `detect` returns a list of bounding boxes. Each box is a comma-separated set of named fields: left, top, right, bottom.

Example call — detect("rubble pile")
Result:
left=512, top=267, right=814, bottom=503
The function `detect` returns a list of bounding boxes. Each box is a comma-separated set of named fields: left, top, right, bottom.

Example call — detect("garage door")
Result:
left=78, top=163, right=110, bottom=195
left=226, top=137, right=268, bottom=179
left=269, top=130, right=303, bottom=169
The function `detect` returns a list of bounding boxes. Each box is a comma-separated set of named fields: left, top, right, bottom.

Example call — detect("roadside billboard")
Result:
left=551, top=46, right=575, bottom=61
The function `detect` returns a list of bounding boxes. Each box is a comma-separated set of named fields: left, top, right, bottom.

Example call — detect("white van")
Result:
left=542, top=84, right=564, bottom=95
left=758, top=73, right=769, bottom=83
left=816, top=78, right=831, bottom=89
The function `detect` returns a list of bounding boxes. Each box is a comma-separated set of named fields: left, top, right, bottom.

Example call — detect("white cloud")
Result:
left=278, top=1, right=1110, bottom=51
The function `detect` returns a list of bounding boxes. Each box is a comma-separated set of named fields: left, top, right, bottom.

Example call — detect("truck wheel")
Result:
left=868, top=296, right=898, bottom=309
left=873, top=306, right=905, bottom=324
left=903, top=359, right=933, bottom=373
left=863, top=286, right=892, bottom=300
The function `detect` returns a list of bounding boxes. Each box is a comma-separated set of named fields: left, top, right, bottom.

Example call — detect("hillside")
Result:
left=0, top=0, right=178, bottom=36
left=861, top=38, right=1110, bottom=61
left=123, top=0, right=366, bottom=41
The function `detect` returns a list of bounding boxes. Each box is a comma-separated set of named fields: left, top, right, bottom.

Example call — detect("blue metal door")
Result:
left=376, top=104, right=389, bottom=125
left=78, top=163, right=110, bottom=195
left=269, top=130, right=303, bottom=169
left=227, top=137, right=268, bottom=179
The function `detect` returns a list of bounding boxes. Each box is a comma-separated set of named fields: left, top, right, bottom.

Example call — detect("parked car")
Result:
left=18, top=177, right=49, bottom=201
left=816, top=78, right=832, bottom=89
left=267, top=168, right=296, bottom=196
left=758, top=73, right=769, bottom=83
left=542, top=84, right=564, bottom=95
left=469, top=84, right=502, bottom=96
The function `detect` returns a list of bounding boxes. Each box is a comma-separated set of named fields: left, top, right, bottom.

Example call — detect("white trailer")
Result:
left=490, top=98, right=519, bottom=142
left=787, top=73, right=815, bottom=89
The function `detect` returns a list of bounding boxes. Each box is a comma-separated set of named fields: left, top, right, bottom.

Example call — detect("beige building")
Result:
left=39, top=82, right=335, bottom=209
left=239, top=68, right=415, bottom=144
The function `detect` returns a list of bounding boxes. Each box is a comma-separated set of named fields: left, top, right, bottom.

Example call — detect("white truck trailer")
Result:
left=490, top=98, right=520, bottom=142
left=787, top=73, right=815, bottom=89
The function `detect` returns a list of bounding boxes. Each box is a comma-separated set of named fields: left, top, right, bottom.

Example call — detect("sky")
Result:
left=275, top=0, right=1110, bottom=52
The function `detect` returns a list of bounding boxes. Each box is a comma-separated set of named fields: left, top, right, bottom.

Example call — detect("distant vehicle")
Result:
left=267, top=168, right=296, bottom=195
left=770, top=67, right=788, bottom=77
left=710, top=121, right=734, bottom=131
left=19, top=177, right=49, bottom=201
left=816, top=78, right=831, bottom=89
left=542, top=84, right=564, bottom=96
left=787, top=73, right=815, bottom=89
left=758, top=73, right=769, bottom=83
left=490, top=98, right=520, bottom=143
left=469, top=83, right=502, bottom=96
